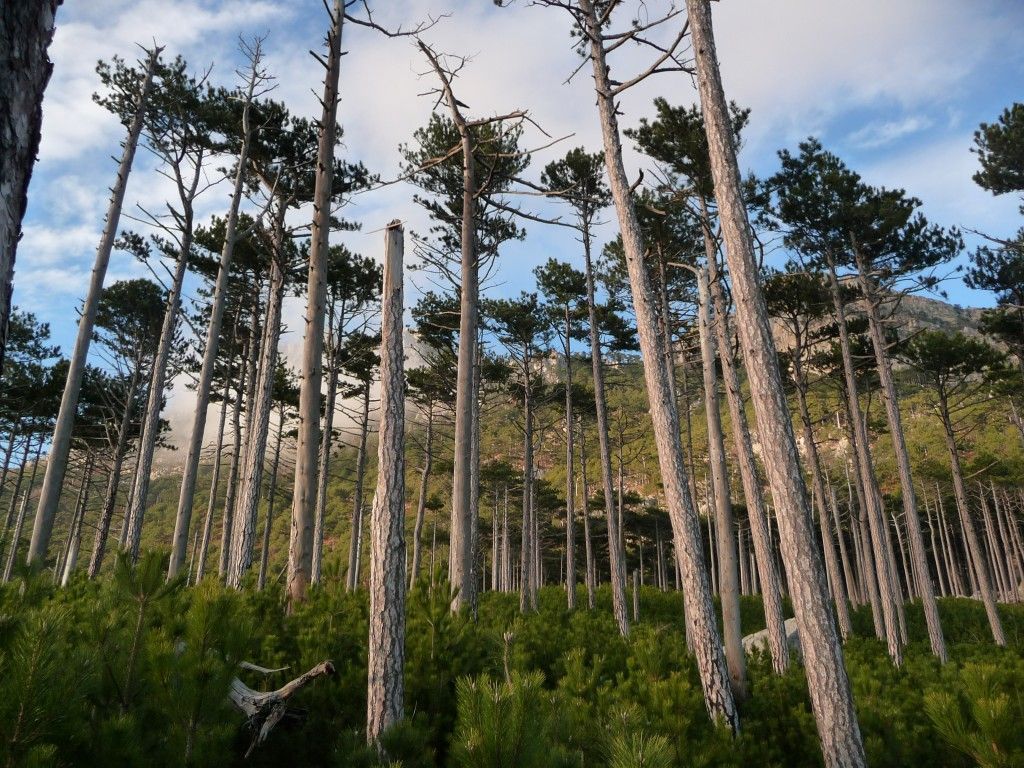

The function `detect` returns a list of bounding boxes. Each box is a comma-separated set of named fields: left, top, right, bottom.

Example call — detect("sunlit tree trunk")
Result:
left=581, top=0, right=735, bottom=728
left=258, top=402, right=285, bottom=591
left=855, top=258, right=947, bottom=661
left=346, top=381, right=372, bottom=592
left=409, top=404, right=433, bottom=588
left=687, top=0, right=864, bottom=757
left=196, top=378, right=231, bottom=581
left=366, top=222, right=406, bottom=745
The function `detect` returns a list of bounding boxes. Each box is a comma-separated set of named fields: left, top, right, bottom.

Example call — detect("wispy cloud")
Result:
left=847, top=116, right=933, bottom=149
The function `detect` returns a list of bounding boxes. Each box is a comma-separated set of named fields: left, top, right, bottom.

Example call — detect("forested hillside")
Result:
left=2, top=1, right=1024, bottom=766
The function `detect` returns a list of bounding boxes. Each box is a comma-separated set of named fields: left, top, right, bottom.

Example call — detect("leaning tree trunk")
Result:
left=123, top=192, right=198, bottom=562
left=706, top=249, right=789, bottom=673
left=288, top=0, right=343, bottom=610
left=257, top=403, right=286, bottom=591
left=581, top=218, right=629, bottom=635
left=366, top=221, right=406, bottom=746
left=88, top=366, right=140, bottom=577
left=581, top=0, right=735, bottom=729
left=825, top=262, right=903, bottom=663
left=563, top=305, right=577, bottom=610
left=312, top=339, right=342, bottom=585
left=3, top=436, right=42, bottom=582
left=228, top=255, right=285, bottom=588
left=0, top=435, right=30, bottom=563
left=169, top=60, right=258, bottom=579
left=0, top=0, right=61, bottom=375
left=196, top=378, right=232, bottom=580
left=579, top=420, right=596, bottom=608
left=857, top=266, right=947, bottom=662
left=346, top=382, right=372, bottom=592
left=940, top=398, right=1005, bottom=645
left=687, top=0, right=865, bottom=759
left=695, top=265, right=746, bottom=698
left=409, top=404, right=433, bottom=588
left=61, top=454, right=94, bottom=586
left=29, top=48, right=157, bottom=564
left=791, top=357, right=853, bottom=638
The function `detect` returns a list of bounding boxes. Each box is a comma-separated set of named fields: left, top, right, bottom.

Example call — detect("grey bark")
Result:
left=564, top=304, right=577, bottom=610
left=311, top=352, right=340, bottom=586
left=220, top=321, right=256, bottom=579
left=169, top=51, right=260, bottom=578
left=825, top=262, right=904, bottom=662
left=228, top=248, right=285, bottom=588
left=855, top=260, right=947, bottom=661
left=257, top=403, right=286, bottom=591
left=346, top=382, right=372, bottom=592
left=706, top=253, right=789, bottom=673
left=939, top=400, right=1005, bottom=644
left=366, top=222, right=406, bottom=745
left=61, top=454, right=94, bottom=586
left=694, top=265, right=746, bottom=697
left=0, top=1, right=61, bottom=375
left=409, top=404, right=433, bottom=588
left=582, top=0, right=735, bottom=728
left=579, top=421, right=596, bottom=608
left=196, top=377, right=231, bottom=581
left=30, top=49, right=158, bottom=564
left=288, top=0, right=343, bottom=609
left=687, top=0, right=865, bottom=759
left=124, top=156, right=201, bottom=562
left=88, top=366, right=140, bottom=578
left=3, top=437, right=41, bottom=582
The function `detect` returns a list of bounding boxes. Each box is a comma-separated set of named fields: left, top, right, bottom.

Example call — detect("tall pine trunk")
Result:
left=29, top=49, right=157, bottom=563
left=169, top=56, right=259, bottom=578
left=687, top=0, right=864, bottom=757
left=258, top=403, right=286, bottom=591
left=0, top=1, right=61, bottom=374
left=855, top=261, right=947, bottom=661
left=346, top=382, right=372, bottom=592
left=409, top=405, right=433, bottom=588
left=581, top=0, right=735, bottom=728
left=288, top=0, right=343, bottom=609
left=366, top=222, right=406, bottom=745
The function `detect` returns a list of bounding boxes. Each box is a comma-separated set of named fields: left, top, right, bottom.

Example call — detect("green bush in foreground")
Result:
left=0, top=564, right=1022, bottom=767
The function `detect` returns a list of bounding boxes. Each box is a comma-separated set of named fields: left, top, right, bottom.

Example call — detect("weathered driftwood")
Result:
left=229, top=660, right=334, bottom=757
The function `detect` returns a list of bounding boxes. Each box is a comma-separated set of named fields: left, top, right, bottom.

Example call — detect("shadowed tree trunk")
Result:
left=196, top=378, right=231, bottom=580
left=258, top=402, right=286, bottom=591
left=687, top=0, right=865, bottom=759
left=0, top=0, right=61, bottom=374
left=409, top=404, right=433, bottom=588
left=347, top=382, right=372, bottom=592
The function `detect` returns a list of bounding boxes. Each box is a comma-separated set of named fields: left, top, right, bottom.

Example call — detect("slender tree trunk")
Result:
left=196, top=379, right=231, bottom=581
left=706, top=245, right=788, bottom=672
left=519, top=366, right=536, bottom=612
left=29, top=48, right=157, bottom=563
left=563, top=307, right=577, bottom=610
left=61, top=454, right=94, bottom=586
left=124, top=176, right=200, bottom=562
left=979, top=487, right=1009, bottom=600
left=0, top=0, right=61, bottom=374
left=581, top=0, right=735, bottom=728
left=828, top=479, right=860, bottom=606
left=791, top=359, right=852, bottom=638
left=258, top=404, right=285, bottom=591
left=89, top=367, right=139, bottom=577
left=288, top=0, right=343, bottom=609
left=469, top=339, right=483, bottom=611
left=346, top=382, right=372, bottom=592
left=219, top=331, right=253, bottom=579
left=409, top=405, right=433, bottom=588
left=582, top=210, right=629, bottom=632
left=687, top=0, right=865, bottom=757
left=939, top=403, right=1004, bottom=643
left=169, top=55, right=259, bottom=578
left=695, top=266, right=746, bottom=697
left=827, top=263, right=903, bottom=661
left=0, top=436, right=30, bottom=563
left=366, top=222, right=406, bottom=745
left=4, top=437, right=41, bottom=581
left=856, top=266, right=947, bottom=661
left=312, top=353, right=341, bottom=585
left=580, top=419, right=595, bottom=608
left=228, top=252, right=285, bottom=587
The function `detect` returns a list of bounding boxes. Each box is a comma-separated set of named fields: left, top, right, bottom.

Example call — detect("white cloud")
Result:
left=847, top=116, right=933, bottom=149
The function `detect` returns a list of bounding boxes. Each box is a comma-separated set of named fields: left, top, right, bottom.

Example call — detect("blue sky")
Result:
left=18, top=0, right=1024, bottom=372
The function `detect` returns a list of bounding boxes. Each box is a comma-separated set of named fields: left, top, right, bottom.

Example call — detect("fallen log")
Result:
left=229, top=659, right=335, bottom=757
